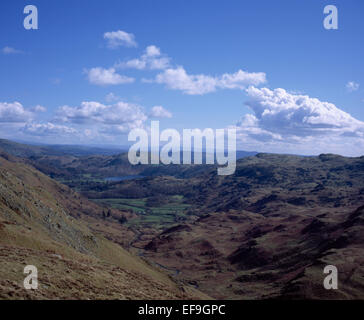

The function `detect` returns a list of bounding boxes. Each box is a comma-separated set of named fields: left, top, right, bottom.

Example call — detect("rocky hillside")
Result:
left=133, top=154, right=364, bottom=299
left=142, top=203, right=364, bottom=299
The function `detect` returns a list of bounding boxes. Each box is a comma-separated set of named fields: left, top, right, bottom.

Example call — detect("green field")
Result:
left=92, top=195, right=190, bottom=228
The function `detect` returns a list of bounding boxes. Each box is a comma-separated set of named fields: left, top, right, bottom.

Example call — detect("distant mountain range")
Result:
left=1, top=138, right=257, bottom=159
left=0, top=139, right=129, bottom=157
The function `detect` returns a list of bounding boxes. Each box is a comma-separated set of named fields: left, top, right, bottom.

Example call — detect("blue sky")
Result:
left=0, top=0, right=364, bottom=155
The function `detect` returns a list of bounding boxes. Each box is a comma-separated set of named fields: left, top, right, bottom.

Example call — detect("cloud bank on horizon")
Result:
left=1, top=28, right=363, bottom=156
left=233, top=87, right=364, bottom=156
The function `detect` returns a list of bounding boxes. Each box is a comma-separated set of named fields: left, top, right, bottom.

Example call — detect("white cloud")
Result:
left=145, top=45, right=160, bottom=56
left=113, top=43, right=266, bottom=95
left=54, top=100, right=174, bottom=136
left=152, top=66, right=266, bottom=95
left=31, top=105, right=47, bottom=112
left=85, top=67, right=134, bottom=86
left=104, top=30, right=137, bottom=48
left=2, top=46, right=22, bottom=54
left=56, top=101, right=148, bottom=132
left=346, top=81, right=359, bottom=92
left=123, top=58, right=147, bottom=70
left=219, top=70, right=267, bottom=89
left=117, top=45, right=171, bottom=70
left=233, top=87, right=364, bottom=156
left=149, top=106, right=172, bottom=118
left=22, top=122, right=77, bottom=136
left=105, top=92, right=121, bottom=102
left=0, top=102, right=33, bottom=123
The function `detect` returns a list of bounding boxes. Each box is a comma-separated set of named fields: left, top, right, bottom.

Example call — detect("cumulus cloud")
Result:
left=31, top=105, right=47, bottom=112
left=2, top=46, right=22, bottom=54
left=0, top=102, right=33, bottom=123
left=116, top=45, right=171, bottom=70
left=103, top=30, right=137, bottom=48
left=219, top=70, right=267, bottom=89
left=54, top=100, right=174, bottom=137
left=346, top=81, right=359, bottom=92
left=233, top=87, right=364, bottom=156
left=149, top=106, right=172, bottom=118
left=56, top=101, right=148, bottom=132
left=22, top=122, right=77, bottom=136
left=85, top=67, right=134, bottom=86
left=101, top=42, right=266, bottom=95
left=151, top=66, right=266, bottom=95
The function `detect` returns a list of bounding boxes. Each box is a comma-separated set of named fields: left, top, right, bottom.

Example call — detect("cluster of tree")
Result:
left=118, top=216, right=128, bottom=224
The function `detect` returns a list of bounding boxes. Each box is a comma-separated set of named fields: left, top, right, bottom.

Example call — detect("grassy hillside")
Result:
left=0, top=150, right=208, bottom=299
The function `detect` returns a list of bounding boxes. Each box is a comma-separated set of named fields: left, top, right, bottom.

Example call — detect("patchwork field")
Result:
left=92, top=195, right=190, bottom=229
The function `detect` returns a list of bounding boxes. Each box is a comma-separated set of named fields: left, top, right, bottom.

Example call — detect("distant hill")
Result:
left=1, top=138, right=257, bottom=159
left=0, top=138, right=58, bottom=158
left=0, top=138, right=128, bottom=158
left=45, top=144, right=129, bottom=156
